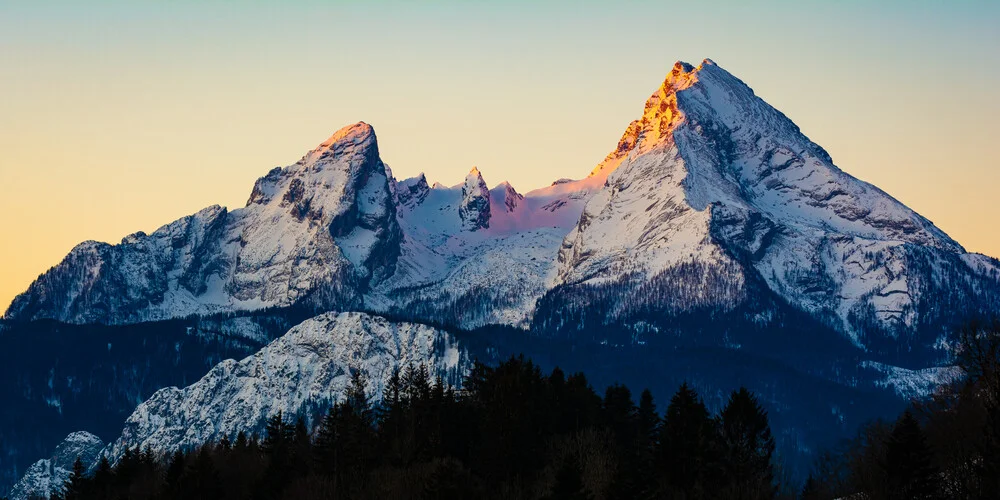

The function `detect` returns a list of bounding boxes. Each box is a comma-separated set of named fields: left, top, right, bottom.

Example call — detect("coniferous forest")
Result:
left=802, top=321, right=1000, bottom=500
left=27, top=357, right=779, bottom=500
left=18, top=321, right=1000, bottom=500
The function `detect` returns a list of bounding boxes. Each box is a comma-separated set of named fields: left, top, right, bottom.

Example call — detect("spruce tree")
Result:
left=53, top=458, right=87, bottom=500
left=185, top=446, right=222, bottom=500
left=164, top=450, right=186, bottom=497
left=656, top=383, right=721, bottom=499
left=234, top=431, right=249, bottom=452
left=719, top=387, right=776, bottom=499
left=884, top=411, right=939, bottom=500
left=90, top=456, right=112, bottom=500
left=315, top=403, right=342, bottom=474
left=603, top=384, right=637, bottom=455
left=637, top=389, right=659, bottom=454
left=262, top=410, right=289, bottom=457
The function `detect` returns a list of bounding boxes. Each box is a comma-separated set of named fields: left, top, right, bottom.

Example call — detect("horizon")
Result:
left=2, top=1, right=999, bottom=312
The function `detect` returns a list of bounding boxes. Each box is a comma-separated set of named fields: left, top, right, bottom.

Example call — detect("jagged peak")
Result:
left=589, top=59, right=722, bottom=177
left=246, top=122, right=383, bottom=207
left=463, top=167, right=488, bottom=191
left=460, top=167, right=491, bottom=230
left=397, top=172, right=431, bottom=207
left=491, top=181, right=523, bottom=213
left=317, top=121, right=375, bottom=149
left=296, top=121, right=379, bottom=170
left=491, top=180, right=522, bottom=200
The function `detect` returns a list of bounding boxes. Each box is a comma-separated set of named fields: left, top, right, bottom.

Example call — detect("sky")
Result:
left=1, top=1, right=998, bottom=312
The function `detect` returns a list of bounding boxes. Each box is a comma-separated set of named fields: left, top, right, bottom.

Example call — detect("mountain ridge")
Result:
left=6, top=59, right=999, bottom=354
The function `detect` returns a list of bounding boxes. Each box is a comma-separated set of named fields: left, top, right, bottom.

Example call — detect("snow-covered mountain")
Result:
left=7, top=312, right=467, bottom=498
left=8, top=432, right=103, bottom=500
left=6, top=60, right=1000, bottom=495
left=103, top=311, right=466, bottom=459
left=7, top=59, right=1000, bottom=355
left=5, top=123, right=400, bottom=324
left=540, top=59, right=1000, bottom=353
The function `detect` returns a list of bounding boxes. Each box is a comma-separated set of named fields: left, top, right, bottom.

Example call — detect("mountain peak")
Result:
left=460, top=167, right=491, bottom=231
left=589, top=60, right=710, bottom=177
left=318, top=121, right=375, bottom=149
left=397, top=173, right=430, bottom=207
left=490, top=181, right=523, bottom=213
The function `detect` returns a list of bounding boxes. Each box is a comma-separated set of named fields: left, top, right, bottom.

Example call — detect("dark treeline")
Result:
left=803, top=320, right=1000, bottom=499
left=34, top=357, right=784, bottom=500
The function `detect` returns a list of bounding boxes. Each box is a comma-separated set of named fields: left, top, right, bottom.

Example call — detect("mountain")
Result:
left=103, top=311, right=467, bottom=460
left=8, top=60, right=998, bottom=359
left=8, top=432, right=103, bottom=500
left=5, top=123, right=400, bottom=324
left=5, top=59, right=1000, bottom=494
left=9, top=312, right=467, bottom=499
left=541, top=59, right=1000, bottom=358
left=0, top=313, right=299, bottom=495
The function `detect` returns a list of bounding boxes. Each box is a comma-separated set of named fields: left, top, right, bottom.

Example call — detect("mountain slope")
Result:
left=5, top=123, right=399, bottom=324
left=6, top=60, right=1000, bottom=357
left=103, top=312, right=467, bottom=459
left=541, top=59, right=1000, bottom=355
left=8, top=432, right=103, bottom=500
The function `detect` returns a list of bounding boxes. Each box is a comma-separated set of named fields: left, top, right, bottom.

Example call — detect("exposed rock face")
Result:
left=547, top=59, right=1000, bottom=349
left=492, top=181, right=523, bottom=213
left=104, top=312, right=467, bottom=459
left=459, top=167, right=491, bottom=231
left=5, top=59, right=1000, bottom=497
left=6, top=123, right=402, bottom=323
left=8, top=432, right=103, bottom=500
left=396, top=173, right=430, bottom=208
left=6, top=61, right=1000, bottom=352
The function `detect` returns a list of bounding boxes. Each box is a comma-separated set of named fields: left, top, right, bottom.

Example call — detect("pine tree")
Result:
left=164, top=450, right=186, bottom=497
left=261, top=411, right=297, bottom=497
left=185, top=446, right=222, bottom=500
left=90, top=456, right=112, bottom=500
left=603, top=384, right=637, bottom=455
left=234, top=430, right=249, bottom=452
left=314, top=403, right=342, bottom=473
left=718, top=387, right=776, bottom=499
left=61, top=458, right=88, bottom=500
left=884, top=411, right=940, bottom=500
left=379, top=366, right=407, bottom=464
left=346, top=369, right=373, bottom=428
left=656, top=383, right=721, bottom=499
left=636, top=389, right=659, bottom=454
left=262, top=410, right=289, bottom=457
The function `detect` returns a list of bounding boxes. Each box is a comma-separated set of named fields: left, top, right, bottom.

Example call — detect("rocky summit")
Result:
left=6, top=59, right=1000, bottom=496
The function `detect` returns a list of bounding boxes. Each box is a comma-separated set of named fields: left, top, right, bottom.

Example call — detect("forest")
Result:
left=16, top=320, right=1000, bottom=500
left=25, top=357, right=779, bottom=500
left=802, top=321, right=1000, bottom=499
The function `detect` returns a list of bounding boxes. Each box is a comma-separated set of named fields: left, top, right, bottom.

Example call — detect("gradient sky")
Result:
left=1, top=1, right=999, bottom=312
